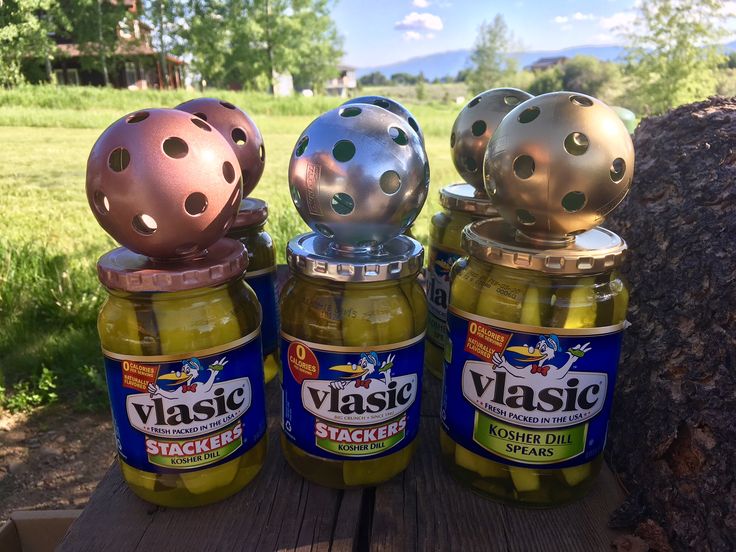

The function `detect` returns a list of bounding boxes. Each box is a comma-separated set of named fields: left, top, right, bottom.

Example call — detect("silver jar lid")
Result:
left=440, top=183, right=499, bottom=217
left=287, top=232, right=423, bottom=282
left=463, top=218, right=626, bottom=275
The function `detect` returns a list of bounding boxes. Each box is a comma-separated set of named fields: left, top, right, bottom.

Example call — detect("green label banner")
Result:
left=473, top=413, right=587, bottom=465
left=147, top=431, right=242, bottom=469
left=316, top=429, right=405, bottom=457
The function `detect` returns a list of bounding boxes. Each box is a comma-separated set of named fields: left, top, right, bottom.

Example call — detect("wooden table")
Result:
left=59, top=376, right=626, bottom=551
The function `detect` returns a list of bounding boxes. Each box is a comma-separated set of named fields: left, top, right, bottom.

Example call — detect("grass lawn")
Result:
left=0, top=88, right=460, bottom=411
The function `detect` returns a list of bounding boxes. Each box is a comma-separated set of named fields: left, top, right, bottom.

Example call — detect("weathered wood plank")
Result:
left=60, top=372, right=627, bottom=552
left=369, top=378, right=627, bottom=552
left=420, top=371, right=442, bottom=417
left=59, top=380, right=358, bottom=552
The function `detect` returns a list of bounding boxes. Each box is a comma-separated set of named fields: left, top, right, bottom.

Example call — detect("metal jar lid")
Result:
left=97, top=237, right=248, bottom=292
left=463, top=218, right=626, bottom=275
left=232, top=197, right=268, bottom=229
left=287, top=232, right=423, bottom=282
left=440, top=183, right=499, bottom=217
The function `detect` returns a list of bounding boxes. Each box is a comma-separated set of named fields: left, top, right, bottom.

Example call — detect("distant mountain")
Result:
left=357, top=41, right=736, bottom=81
left=357, top=45, right=624, bottom=81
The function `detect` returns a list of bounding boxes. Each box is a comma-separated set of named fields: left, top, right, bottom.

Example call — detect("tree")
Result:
left=53, top=0, right=133, bottom=87
left=390, top=72, right=417, bottom=85
left=183, top=0, right=342, bottom=93
left=467, top=14, right=517, bottom=95
left=560, top=56, right=621, bottom=101
left=143, top=0, right=186, bottom=89
left=0, top=0, right=55, bottom=86
left=528, top=66, right=563, bottom=96
left=415, top=71, right=426, bottom=101
left=455, top=68, right=471, bottom=82
left=624, top=0, right=727, bottom=115
left=358, top=71, right=388, bottom=87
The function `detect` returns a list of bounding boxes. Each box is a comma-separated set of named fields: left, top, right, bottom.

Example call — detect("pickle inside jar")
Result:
left=340, top=283, right=415, bottom=486
left=444, top=268, right=622, bottom=505
left=152, top=286, right=262, bottom=501
left=281, top=278, right=420, bottom=488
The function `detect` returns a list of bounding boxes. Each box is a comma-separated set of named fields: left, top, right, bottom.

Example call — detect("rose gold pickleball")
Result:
left=86, top=108, right=242, bottom=259
left=175, top=98, right=265, bottom=198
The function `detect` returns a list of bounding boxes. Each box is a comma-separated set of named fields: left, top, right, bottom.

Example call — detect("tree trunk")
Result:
left=605, top=97, right=736, bottom=552
left=264, top=0, right=274, bottom=95
left=45, top=57, right=53, bottom=84
left=157, top=1, right=168, bottom=88
left=97, top=0, right=110, bottom=86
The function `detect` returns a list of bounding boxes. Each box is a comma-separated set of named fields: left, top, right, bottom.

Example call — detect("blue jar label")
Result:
left=245, top=267, right=279, bottom=356
left=442, top=307, right=624, bottom=468
left=281, top=333, right=425, bottom=460
left=426, top=245, right=462, bottom=347
left=103, top=331, right=267, bottom=473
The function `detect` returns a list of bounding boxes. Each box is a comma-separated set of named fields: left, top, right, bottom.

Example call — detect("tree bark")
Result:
left=605, top=97, right=736, bottom=552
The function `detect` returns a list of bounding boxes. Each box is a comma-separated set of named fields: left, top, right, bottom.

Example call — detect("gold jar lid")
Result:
left=232, top=197, right=268, bottom=229
left=97, top=238, right=248, bottom=292
left=462, top=219, right=626, bottom=275
left=439, top=183, right=499, bottom=217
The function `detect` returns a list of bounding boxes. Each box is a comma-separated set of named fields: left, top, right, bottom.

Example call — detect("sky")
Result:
left=331, top=0, right=734, bottom=68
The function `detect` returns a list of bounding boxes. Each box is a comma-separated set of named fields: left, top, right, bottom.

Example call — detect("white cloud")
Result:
left=553, top=12, right=596, bottom=26
left=412, top=0, right=430, bottom=7
left=572, top=12, right=595, bottom=21
left=599, top=11, right=636, bottom=32
left=395, top=11, right=444, bottom=32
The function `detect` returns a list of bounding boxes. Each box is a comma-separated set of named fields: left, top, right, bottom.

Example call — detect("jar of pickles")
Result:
left=280, top=102, right=429, bottom=487
left=86, top=107, right=269, bottom=506
left=227, top=198, right=280, bottom=383
left=440, top=221, right=628, bottom=505
left=280, top=235, right=426, bottom=487
left=425, top=184, right=498, bottom=378
left=440, top=91, right=635, bottom=506
left=97, top=241, right=268, bottom=507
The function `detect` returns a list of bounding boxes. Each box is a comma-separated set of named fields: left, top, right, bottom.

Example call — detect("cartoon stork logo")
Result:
left=329, top=352, right=395, bottom=390
left=491, top=335, right=591, bottom=380
left=147, top=356, right=228, bottom=399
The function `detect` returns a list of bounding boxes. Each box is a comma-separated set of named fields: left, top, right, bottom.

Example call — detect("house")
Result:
left=25, top=0, right=184, bottom=89
left=325, top=64, right=357, bottom=97
left=526, top=56, right=568, bottom=72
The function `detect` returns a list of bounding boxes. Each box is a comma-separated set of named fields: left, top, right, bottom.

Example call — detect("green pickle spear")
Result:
left=341, top=283, right=415, bottom=486
left=144, top=284, right=264, bottom=505
left=281, top=277, right=421, bottom=488
left=443, top=266, right=624, bottom=503
left=98, top=293, right=155, bottom=493
left=450, top=259, right=488, bottom=313
left=477, top=268, right=527, bottom=322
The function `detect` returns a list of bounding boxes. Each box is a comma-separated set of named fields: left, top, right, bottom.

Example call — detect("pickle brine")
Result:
left=426, top=184, right=499, bottom=379
left=227, top=198, right=281, bottom=383
left=280, top=262, right=426, bottom=488
left=440, top=221, right=629, bottom=507
left=97, top=242, right=269, bottom=508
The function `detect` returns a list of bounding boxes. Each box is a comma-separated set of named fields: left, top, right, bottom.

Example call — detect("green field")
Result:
left=0, top=86, right=460, bottom=411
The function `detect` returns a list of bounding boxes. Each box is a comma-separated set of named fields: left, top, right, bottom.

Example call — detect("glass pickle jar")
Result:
left=280, top=234, right=427, bottom=488
left=426, top=184, right=499, bottom=379
left=97, top=239, right=268, bottom=507
left=440, top=220, right=629, bottom=507
left=227, top=198, right=280, bottom=383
